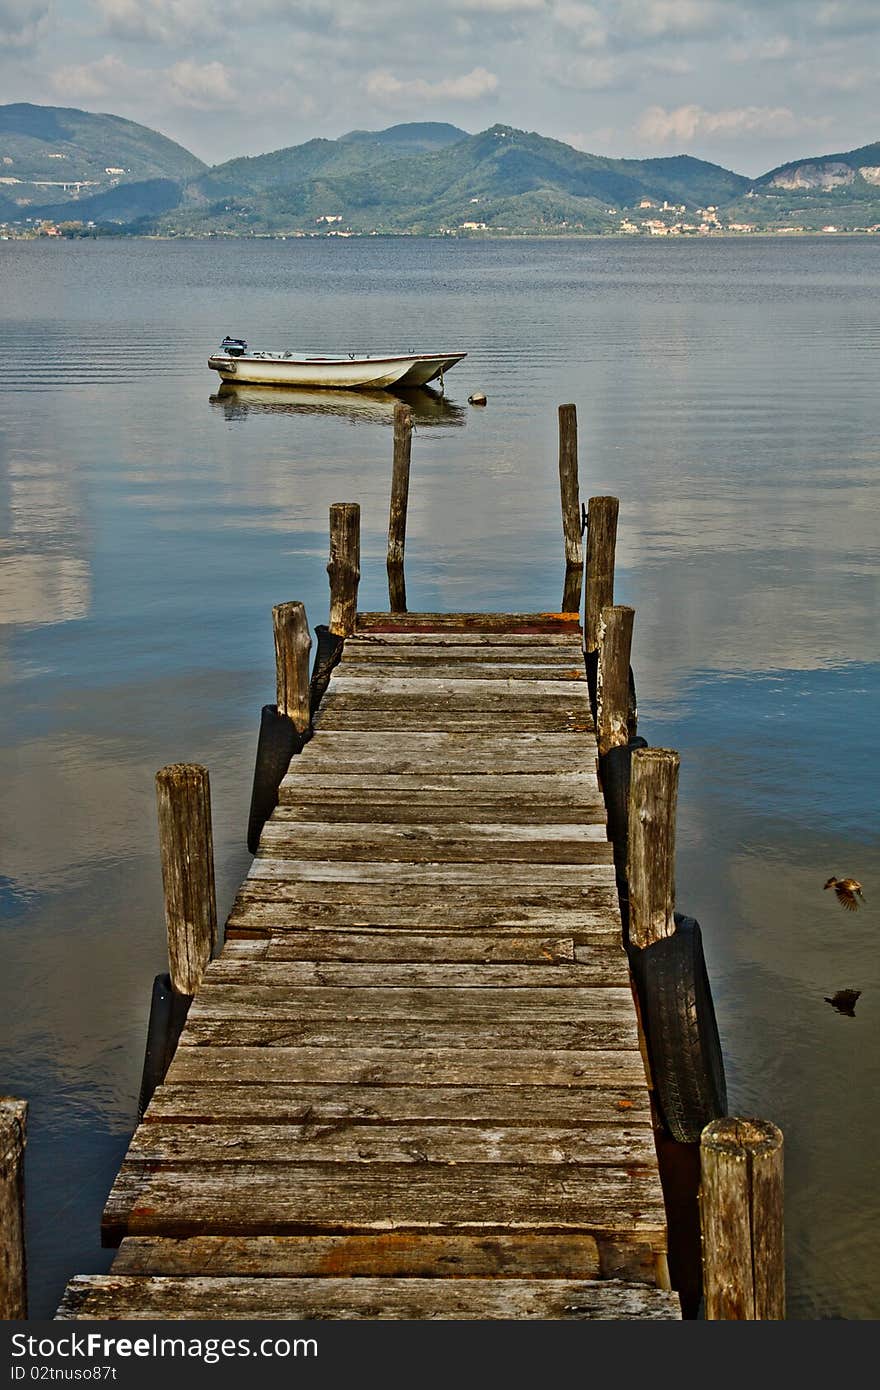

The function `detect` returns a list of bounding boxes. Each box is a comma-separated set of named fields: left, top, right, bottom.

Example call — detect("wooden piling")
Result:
left=627, top=748, right=679, bottom=951
left=328, top=503, right=361, bottom=637
left=387, top=403, right=412, bottom=613
left=155, top=764, right=217, bottom=997
left=597, top=605, right=635, bottom=758
left=700, top=1117, right=785, bottom=1320
left=583, top=496, right=619, bottom=655
left=558, top=405, right=582, bottom=611
left=0, top=1096, right=27, bottom=1319
left=272, top=601, right=312, bottom=734
left=558, top=404, right=582, bottom=570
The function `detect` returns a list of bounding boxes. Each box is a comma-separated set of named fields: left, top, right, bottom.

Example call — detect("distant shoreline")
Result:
left=3, top=228, right=879, bottom=244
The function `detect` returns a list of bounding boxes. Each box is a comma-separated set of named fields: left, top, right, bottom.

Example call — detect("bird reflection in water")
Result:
left=210, top=381, right=467, bottom=427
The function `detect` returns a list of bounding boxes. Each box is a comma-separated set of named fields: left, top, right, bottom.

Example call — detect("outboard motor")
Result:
left=220, top=336, right=248, bottom=357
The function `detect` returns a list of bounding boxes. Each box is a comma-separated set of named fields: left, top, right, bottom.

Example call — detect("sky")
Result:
left=1, top=1, right=878, bottom=173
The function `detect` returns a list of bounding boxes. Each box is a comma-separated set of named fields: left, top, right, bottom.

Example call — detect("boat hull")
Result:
left=207, top=351, right=466, bottom=390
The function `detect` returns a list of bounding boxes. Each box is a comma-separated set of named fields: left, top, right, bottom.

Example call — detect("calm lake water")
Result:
left=1, top=235, right=878, bottom=1319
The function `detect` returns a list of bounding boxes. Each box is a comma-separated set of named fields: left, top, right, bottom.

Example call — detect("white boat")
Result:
left=208, top=337, right=466, bottom=390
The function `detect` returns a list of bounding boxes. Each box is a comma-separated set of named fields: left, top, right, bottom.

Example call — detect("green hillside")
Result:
left=158, top=124, right=750, bottom=235
left=0, top=103, right=206, bottom=185
left=3, top=104, right=879, bottom=236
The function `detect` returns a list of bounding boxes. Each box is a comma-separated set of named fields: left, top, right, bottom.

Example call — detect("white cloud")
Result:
left=454, top=0, right=546, bottom=10
left=50, top=53, right=236, bottom=113
left=92, top=0, right=214, bottom=44
left=548, top=53, right=621, bottom=90
left=166, top=60, right=236, bottom=109
left=615, top=0, right=729, bottom=41
left=636, top=103, right=829, bottom=146
left=0, top=0, right=50, bottom=49
left=549, top=2, right=606, bottom=49
left=365, top=65, right=498, bottom=105
left=51, top=54, right=131, bottom=101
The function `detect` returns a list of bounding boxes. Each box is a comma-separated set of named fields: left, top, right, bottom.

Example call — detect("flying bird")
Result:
left=824, top=989, right=861, bottom=1016
left=824, top=876, right=864, bottom=911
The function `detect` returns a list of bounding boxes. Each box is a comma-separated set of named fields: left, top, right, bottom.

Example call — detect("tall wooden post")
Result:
left=0, top=1097, right=27, bottom=1319
left=558, top=404, right=582, bottom=612
left=387, top=403, right=412, bottom=613
left=700, top=1117, right=785, bottom=1320
left=328, top=502, right=361, bottom=637
left=273, top=601, right=312, bottom=734
left=583, top=495, right=619, bottom=655
left=558, top=404, right=581, bottom=567
left=597, top=605, right=635, bottom=757
left=627, top=747, right=679, bottom=950
left=155, top=763, right=217, bottom=996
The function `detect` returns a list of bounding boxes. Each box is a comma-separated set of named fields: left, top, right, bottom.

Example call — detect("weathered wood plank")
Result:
left=345, top=633, right=584, bottom=648
left=226, top=895, right=622, bottom=937
left=181, top=1018, right=639, bottom=1052
left=319, top=681, right=586, bottom=706
left=340, top=646, right=582, bottom=665
left=58, top=1275, right=679, bottom=1320
left=145, top=1083, right=653, bottom=1126
left=255, top=933, right=592, bottom=964
left=245, top=860, right=616, bottom=885
left=356, top=612, right=581, bottom=629
left=272, top=799, right=606, bottom=825
left=330, top=663, right=587, bottom=681
left=102, top=1163, right=666, bottom=1241
left=314, top=709, right=592, bottom=733
left=279, top=771, right=601, bottom=800
left=126, top=1122, right=656, bottom=1167
left=200, top=960, right=628, bottom=989
left=164, top=1046, right=646, bottom=1088
left=256, top=826, right=613, bottom=865
left=111, top=1232, right=606, bottom=1279
left=264, top=817, right=603, bottom=839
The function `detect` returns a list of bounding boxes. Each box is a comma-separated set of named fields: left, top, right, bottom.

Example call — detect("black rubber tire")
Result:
left=632, top=916, right=727, bottom=1143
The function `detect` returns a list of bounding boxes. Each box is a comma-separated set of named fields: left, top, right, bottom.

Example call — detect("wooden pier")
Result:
left=56, top=608, right=679, bottom=1320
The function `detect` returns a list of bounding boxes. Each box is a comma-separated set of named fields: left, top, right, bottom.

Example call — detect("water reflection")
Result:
left=210, top=381, right=466, bottom=427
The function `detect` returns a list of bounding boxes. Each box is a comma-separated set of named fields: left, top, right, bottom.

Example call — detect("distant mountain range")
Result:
left=2, top=103, right=879, bottom=236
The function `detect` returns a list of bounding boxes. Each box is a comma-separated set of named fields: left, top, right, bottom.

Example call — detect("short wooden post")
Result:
left=387, top=402, right=412, bottom=613
left=627, top=747, right=679, bottom=950
left=558, top=404, right=582, bottom=570
left=273, top=600, right=312, bottom=734
left=597, top=605, right=635, bottom=757
left=0, top=1097, right=27, bottom=1319
left=583, top=495, right=619, bottom=654
left=155, top=763, right=217, bottom=996
left=700, top=1117, right=785, bottom=1320
left=328, top=502, right=361, bottom=637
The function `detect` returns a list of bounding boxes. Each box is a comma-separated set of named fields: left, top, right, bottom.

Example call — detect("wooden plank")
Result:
left=279, top=772, right=602, bottom=800
left=272, top=799, right=606, bottom=825
left=164, top=1046, right=646, bottom=1088
left=111, top=1232, right=605, bottom=1279
left=256, top=827, right=613, bottom=865
left=339, top=646, right=582, bottom=665
left=226, top=897, right=622, bottom=937
left=324, top=678, right=590, bottom=702
left=145, top=1083, right=653, bottom=1126
left=265, top=819, right=606, bottom=845
left=330, top=663, right=587, bottom=681
left=200, top=960, right=628, bottom=989
left=125, top=1122, right=657, bottom=1167
left=102, top=1163, right=666, bottom=1242
left=356, top=611, right=581, bottom=628
left=313, top=710, right=592, bottom=732
left=57, top=1275, right=679, bottom=1320
left=345, top=633, right=584, bottom=647
left=245, top=860, right=616, bottom=885
left=254, top=933, right=593, bottom=964
left=181, top=1018, right=640, bottom=1052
